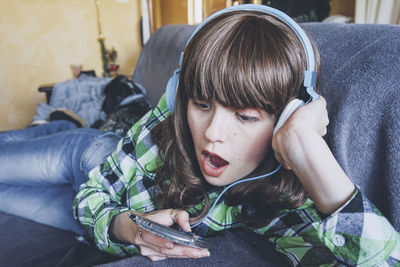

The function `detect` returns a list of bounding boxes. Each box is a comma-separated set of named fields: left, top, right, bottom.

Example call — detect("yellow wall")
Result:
left=153, top=0, right=187, bottom=29
left=0, top=0, right=142, bottom=131
left=330, top=0, right=355, bottom=17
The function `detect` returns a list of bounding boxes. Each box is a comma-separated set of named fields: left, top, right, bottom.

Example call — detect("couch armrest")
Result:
left=38, top=83, right=55, bottom=104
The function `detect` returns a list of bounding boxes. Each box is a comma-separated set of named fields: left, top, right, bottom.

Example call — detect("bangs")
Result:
left=179, top=11, right=307, bottom=116
left=190, top=60, right=275, bottom=113
left=184, top=19, right=277, bottom=114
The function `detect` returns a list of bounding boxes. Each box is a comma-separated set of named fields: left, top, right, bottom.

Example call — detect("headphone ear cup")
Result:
left=165, top=69, right=180, bottom=113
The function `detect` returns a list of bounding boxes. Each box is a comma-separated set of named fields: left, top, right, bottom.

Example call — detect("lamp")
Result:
left=95, top=0, right=119, bottom=77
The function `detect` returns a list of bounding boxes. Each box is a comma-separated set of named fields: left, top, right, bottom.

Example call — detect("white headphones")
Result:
left=165, top=4, right=319, bottom=113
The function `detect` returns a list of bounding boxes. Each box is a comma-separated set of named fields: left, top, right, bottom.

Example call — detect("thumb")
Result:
left=172, top=209, right=191, bottom=232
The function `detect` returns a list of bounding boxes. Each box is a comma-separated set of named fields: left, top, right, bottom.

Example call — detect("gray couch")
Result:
left=1, top=22, right=400, bottom=266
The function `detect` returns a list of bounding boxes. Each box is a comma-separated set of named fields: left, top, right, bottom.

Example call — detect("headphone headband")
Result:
left=166, top=4, right=318, bottom=112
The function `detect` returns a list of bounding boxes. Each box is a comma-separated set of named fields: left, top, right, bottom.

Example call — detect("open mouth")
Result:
left=201, top=150, right=229, bottom=177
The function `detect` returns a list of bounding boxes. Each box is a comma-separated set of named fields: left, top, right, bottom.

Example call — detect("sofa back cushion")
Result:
left=132, top=25, right=196, bottom=107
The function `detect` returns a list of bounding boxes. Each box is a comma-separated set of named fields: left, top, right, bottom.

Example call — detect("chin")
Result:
left=202, top=174, right=232, bottom=187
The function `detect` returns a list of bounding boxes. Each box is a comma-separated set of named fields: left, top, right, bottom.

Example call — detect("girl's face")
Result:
left=187, top=98, right=276, bottom=186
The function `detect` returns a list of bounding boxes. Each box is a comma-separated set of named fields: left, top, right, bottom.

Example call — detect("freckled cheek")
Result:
left=245, top=134, right=273, bottom=164
left=245, top=145, right=266, bottom=165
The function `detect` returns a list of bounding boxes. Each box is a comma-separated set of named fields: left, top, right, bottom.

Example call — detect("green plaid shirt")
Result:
left=73, top=94, right=400, bottom=266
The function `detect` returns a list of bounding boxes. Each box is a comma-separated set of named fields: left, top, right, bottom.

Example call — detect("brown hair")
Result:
left=151, top=10, right=320, bottom=226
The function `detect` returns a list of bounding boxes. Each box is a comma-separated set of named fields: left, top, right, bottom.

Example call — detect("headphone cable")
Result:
left=191, top=164, right=282, bottom=228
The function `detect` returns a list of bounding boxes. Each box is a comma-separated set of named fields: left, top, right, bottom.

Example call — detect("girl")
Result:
left=73, top=5, right=399, bottom=266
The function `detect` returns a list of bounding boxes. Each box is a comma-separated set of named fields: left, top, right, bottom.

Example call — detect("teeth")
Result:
left=206, top=156, right=218, bottom=168
left=209, top=159, right=218, bottom=168
left=203, top=152, right=228, bottom=169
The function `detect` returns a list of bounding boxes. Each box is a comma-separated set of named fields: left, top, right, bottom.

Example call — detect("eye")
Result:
left=193, top=100, right=211, bottom=111
left=235, top=112, right=259, bottom=122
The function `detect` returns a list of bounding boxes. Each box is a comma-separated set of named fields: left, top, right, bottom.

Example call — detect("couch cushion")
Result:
left=0, top=211, right=118, bottom=267
left=304, top=23, right=400, bottom=231
left=132, top=25, right=196, bottom=107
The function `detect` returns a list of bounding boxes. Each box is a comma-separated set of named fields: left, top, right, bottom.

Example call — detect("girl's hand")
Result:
left=272, top=97, right=329, bottom=170
left=272, top=97, right=355, bottom=214
left=110, top=209, right=210, bottom=261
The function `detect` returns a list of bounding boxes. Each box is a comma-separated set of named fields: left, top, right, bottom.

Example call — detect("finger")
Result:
left=162, top=253, right=209, bottom=259
left=316, top=96, right=326, bottom=107
left=282, top=163, right=291, bottom=170
left=274, top=151, right=289, bottom=170
left=272, top=136, right=284, bottom=162
left=140, top=245, right=165, bottom=257
left=139, top=229, right=174, bottom=249
left=140, top=245, right=170, bottom=262
left=173, top=209, right=191, bottom=232
left=321, top=127, right=328, bottom=136
left=322, top=105, right=329, bottom=125
left=276, top=154, right=291, bottom=170
left=149, top=255, right=167, bottom=261
left=159, top=244, right=210, bottom=258
left=141, top=241, right=210, bottom=259
left=320, top=116, right=329, bottom=136
left=320, top=96, right=326, bottom=106
left=272, top=137, right=292, bottom=170
left=140, top=244, right=201, bottom=261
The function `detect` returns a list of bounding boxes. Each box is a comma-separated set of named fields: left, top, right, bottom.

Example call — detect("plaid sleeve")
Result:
left=256, top=188, right=400, bottom=266
left=73, top=94, right=170, bottom=256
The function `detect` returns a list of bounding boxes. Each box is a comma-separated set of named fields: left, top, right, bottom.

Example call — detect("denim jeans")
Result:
left=0, top=121, right=121, bottom=235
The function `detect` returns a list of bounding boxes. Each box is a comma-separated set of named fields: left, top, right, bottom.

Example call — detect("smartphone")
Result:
left=128, top=213, right=208, bottom=249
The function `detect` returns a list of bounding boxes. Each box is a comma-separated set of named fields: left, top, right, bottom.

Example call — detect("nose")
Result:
left=204, top=107, right=229, bottom=143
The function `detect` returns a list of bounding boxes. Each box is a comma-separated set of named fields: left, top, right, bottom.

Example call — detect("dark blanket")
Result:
left=97, top=229, right=288, bottom=267
left=0, top=211, right=119, bottom=267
